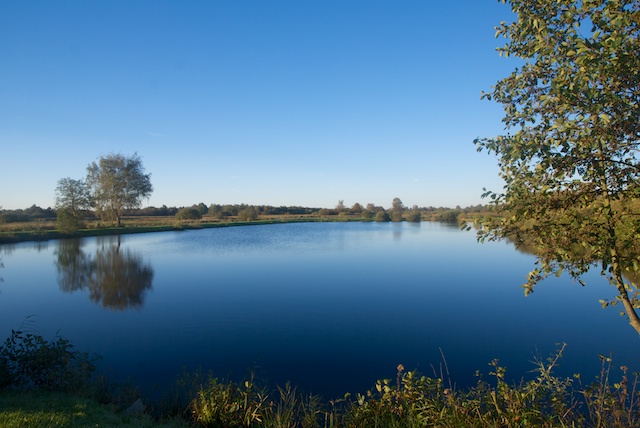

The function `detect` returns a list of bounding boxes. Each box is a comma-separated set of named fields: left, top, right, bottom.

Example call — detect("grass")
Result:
left=184, top=348, right=640, bottom=428
left=0, top=390, right=191, bottom=428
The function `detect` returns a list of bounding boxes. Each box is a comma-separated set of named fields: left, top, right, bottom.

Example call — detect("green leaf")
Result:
left=477, top=0, right=640, bottom=335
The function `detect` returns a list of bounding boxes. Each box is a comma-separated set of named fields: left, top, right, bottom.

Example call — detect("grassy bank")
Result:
left=0, top=212, right=457, bottom=245
left=0, top=216, right=337, bottom=245
left=176, top=351, right=640, bottom=428
left=0, top=390, right=190, bottom=428
left=2, top=358, right=638, bottom=428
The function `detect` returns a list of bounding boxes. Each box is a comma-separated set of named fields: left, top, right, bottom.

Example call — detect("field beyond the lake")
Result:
left=0, top=204, right=491, bottom=244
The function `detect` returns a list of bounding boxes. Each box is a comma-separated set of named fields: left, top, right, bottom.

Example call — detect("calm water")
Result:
left=0, top=221, right=637, bottom=398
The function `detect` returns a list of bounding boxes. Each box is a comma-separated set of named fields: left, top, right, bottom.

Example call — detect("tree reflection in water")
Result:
left=505, top=234, right=640, bottom=307
left=0, top=245, right=16, bottom=287
left=55, top=236, right=153, bottom=310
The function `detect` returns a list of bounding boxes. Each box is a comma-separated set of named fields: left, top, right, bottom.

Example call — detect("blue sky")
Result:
left=1, top=1, right=517, bottom=210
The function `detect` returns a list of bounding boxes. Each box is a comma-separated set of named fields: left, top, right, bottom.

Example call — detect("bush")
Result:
left=175, top=208, right=202, bottom=221
left=361, top=210, right=373, bottom=221
left=56, top=208, right=85, bottom=234
left=374, top=211, right=390, bottom=222
left=237, top=209, right=258, bottom=222
left=391, top=211, right=403, bottom=222
left=191, top=376, right=326, bottom=428
left=406, top=209, right=422, bottom=223
left=436, top=209, right=460, bottom=223
left=0, top=330, right=99, bottom=392
left=0, top=212, right=28, bottom=223
left=191, top=377, right=266, bottom=427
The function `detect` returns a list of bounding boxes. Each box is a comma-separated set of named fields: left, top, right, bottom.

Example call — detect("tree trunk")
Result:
left=611, top=250, right=640, bottom=336
left=596, top=144, right=640, bottom=335
left=113, top=207, right=121, bottom=227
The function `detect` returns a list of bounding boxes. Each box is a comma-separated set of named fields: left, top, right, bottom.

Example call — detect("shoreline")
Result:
left=0, top=217, right=359, bottom=245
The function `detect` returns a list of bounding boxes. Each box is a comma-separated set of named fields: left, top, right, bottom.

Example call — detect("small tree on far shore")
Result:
left=175, top=207, right=202, bottom=220
left=55, top=178, right=92, bottom=233
left=391, top=197, right=404, bottom=222
left=406, top=207, right=422, bottom=223
left=237, top=207, right=258, bottom=221
left=86, top=153, right=153, bottom=227
left=375, top=210, right=391, bottom=222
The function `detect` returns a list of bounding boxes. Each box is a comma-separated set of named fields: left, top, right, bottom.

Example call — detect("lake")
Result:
left=0, top=221, right=637, bottom=399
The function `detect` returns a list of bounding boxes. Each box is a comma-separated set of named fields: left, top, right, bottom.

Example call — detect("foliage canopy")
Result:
left=86, top=153, right=153, bottom=227
left=476, top=0, right=640, bottom=333
left=55, top=177, right=92, bottom=234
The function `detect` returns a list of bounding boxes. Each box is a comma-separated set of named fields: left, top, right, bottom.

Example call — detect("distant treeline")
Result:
left=0, top=204, right=318, bottom=223
left=0, top=205, right=57, bottom=223
left=1, top=202, right=496, bottom=224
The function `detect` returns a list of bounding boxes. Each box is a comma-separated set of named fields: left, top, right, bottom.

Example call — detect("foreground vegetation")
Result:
left=1, top=330, right=638, bottom=427
left=475, top=0, right=640, bottom=336
left=0, top=390, right=190, bottom=428
left=187, top=353, right=640, bottom=428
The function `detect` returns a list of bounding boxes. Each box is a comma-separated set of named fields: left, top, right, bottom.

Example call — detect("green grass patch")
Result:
left=0, top=390, right=191, bottom=428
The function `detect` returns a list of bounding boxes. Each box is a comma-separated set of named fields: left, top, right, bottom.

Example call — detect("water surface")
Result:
left=0, top=222, right=636, bottom=398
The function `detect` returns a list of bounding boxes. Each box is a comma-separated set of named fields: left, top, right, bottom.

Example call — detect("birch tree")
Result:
left=476, top=0, right=640, bottom=334
left=86, top=153, right=153, bottom=227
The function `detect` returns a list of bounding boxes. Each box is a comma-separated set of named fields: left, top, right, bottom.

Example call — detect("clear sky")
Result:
left=1, top=0, right=518, bottom=211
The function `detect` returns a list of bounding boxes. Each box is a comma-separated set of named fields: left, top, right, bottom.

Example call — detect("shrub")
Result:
left=0, top=212, right=28, bottom=223
left=436, top=209, right=460, bottom=223
left=390, top=211, right=403, bottom=222
left=406, top=209, right=422, bottom=223
left=374, top=211, right=390, bottom=222
left=56, top=208, right=85, bottom=234
left=0, top=330, right=99, bottom=392
left=361, top=210, right=373, bottom=221
left=175, top=208, right=202, bottom=221
left=191, top=377, right=268, bottom=427
left=237, top=209, right=258, bottom=222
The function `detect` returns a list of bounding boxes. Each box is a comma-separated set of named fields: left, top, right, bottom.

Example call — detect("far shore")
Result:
left=0, top=216, right=452, bottom=245
left=0, top=217, right=329, bottom=245
left=0, top=208, right=481, bottom=245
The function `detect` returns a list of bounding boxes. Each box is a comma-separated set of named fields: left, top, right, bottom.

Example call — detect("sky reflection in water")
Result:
left=0, top=222, right=636, bottom=398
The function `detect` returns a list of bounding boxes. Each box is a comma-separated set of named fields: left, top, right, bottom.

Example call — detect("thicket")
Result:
left=176, top=207, right=203, bottom=221
left=0, top=205, right=56, bottom=223
left=0, top=329, right=98, bottom=392
left=187, top=347, right=640, bottom=428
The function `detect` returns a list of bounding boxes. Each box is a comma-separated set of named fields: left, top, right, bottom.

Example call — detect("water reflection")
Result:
left=55, top=236, right=154, bottom=310
left=2, top=222, right=637, bottom=399
left=505, top=235, right=640, bottom=285
left=56, top=240, right=92, bottom=293
left=0, top=245, right=13, bottom=286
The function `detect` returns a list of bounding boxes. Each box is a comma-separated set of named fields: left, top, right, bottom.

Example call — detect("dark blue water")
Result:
left=0, top=222, right=637, bottom=398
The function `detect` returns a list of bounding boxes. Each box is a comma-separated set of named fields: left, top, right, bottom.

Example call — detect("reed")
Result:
left=188, top=345, right=639, bottom=427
